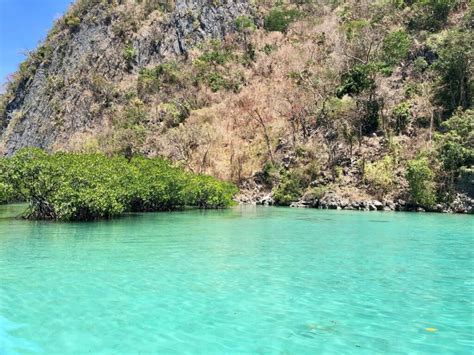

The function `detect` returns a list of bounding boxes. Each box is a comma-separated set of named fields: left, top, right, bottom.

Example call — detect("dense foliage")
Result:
left=0, top=149, right=237, bottom=220
left=273, top=172, right=303, bottom=206
left=433, top=29, right=473, bottom=115
left=264, top=7, right=300, bottom=32
left=0, top=158, right=14, bottom=204
left=406, top=156, right=436, bottom=207
left=364, top=156, right=395, bottom=199
left=435, top=109, right=474, bottom=193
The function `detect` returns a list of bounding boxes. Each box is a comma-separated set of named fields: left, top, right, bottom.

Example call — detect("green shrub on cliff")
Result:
left=123, top=44, right=136, bottom=70
left=392, top=102, right=412, bottom=134
left=436, top=109, right=474, bottom=175
left=273, top=172, right=303, bottom=206
left=435, top=109, right=474, bottom=195
left=433, top=30, right=473, bottom=115
left=336, top=64, right=375, bottom=98
left=138, top=62, right=181, bottom=97
left=406, top=156, right=436, bottom=207
left=364, top=156, right=395, bottom=198
left=2, top=149, right=237, bottom=220
left=381, top=30, right=411, bottom=67
left=64, top=15, right=81, bottom=31
left=235, top=16, right=256, bottom=32
left=408, top=0, right=456, bottom=32
left=264, top=7, right=299, bottom=32
left=193, top=40, right=243, bottom=92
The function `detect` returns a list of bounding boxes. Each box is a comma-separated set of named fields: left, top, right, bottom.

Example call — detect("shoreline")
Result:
left=237, top=191, right=474, bottom=214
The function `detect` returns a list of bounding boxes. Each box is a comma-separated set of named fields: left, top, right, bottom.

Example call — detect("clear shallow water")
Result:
left=0, top=204, right=473, bottom=354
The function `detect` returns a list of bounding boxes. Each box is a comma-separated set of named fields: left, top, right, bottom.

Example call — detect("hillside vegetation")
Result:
left=0, top=0, right=472, bottom=212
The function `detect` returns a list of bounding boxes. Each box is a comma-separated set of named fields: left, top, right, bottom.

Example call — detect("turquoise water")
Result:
left=0, top=204, right=473, bottom=354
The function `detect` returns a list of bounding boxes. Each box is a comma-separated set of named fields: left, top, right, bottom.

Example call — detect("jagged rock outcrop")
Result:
left=236, top=189, right=473, bottom=214
left=0, top=0, right=254, bottom=155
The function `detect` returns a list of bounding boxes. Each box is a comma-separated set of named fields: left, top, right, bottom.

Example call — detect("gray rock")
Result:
left=290, top=201, right=310, bottom=208
left=432, top=204, right=445, bottom=212
left=340, top=199, right=349, bottom=208
left=373, top=200, right=384, bottom=211
left=257, top=193, right=274, bottom=206
left=450, top=193, right=473, bottom=214
left=1, top=0, right=256, bottom=154
left=395, top=199, right=407, bottom=211
left=384, top=200, right=396, bottom=211
left=351, top=201, right=360, bottom=209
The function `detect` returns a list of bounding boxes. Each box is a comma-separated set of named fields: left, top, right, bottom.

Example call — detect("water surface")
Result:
left=0, top=205, right=473, bottom=353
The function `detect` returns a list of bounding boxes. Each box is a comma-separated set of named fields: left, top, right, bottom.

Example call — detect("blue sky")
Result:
left=0, top=0, right=73, bottom=88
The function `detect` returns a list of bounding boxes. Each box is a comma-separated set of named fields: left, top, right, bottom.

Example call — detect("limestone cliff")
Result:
left=0, top=0, right=255, bottom=154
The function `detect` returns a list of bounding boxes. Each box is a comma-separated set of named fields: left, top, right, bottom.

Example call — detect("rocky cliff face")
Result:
left=1, top=0, right=472, bottom=211
left=0, top=0, right=254, bottom=155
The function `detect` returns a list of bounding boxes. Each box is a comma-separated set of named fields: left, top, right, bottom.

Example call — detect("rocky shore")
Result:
left=236, top=189, right=474, bottom=214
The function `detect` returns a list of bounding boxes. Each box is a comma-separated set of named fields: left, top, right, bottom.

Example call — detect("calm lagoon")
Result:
left=0, top=205, right=473, bottom=353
